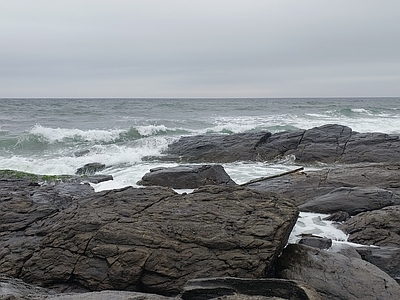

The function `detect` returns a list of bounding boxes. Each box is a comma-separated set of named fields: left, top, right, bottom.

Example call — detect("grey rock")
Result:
left=323, top=211, right=350, bottom=222
left=247, top=163, right=400, bottom=207
left=0, top=274, right=56, bottom=299
left=298, top=186, right=400, bottom=215
left=181, top=277, right=321, bottom=300
left=82, top=175, right=113, bottom=184
left=298, top=236, right=332, bottom=250
left=0, top=185, right=298, bottom=296
left=137, top=165, right=237, bottom=189
left=76, top=163, right=106, bottom=175
left=161, top=125, right=400, bottom=164
left=277, top=244, right=400, bottom=300
left=356, top=246, right=400, bottom=284
left=161, top=132, right=272, bottom=163
left=0, top=274, right=176, bottom=300
left=339, top=205, right=400, bottom=247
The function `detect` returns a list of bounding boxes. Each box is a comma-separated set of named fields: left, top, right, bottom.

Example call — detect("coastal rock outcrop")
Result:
left=0, top=181, right=298, bottom=295
left=246, top=163, right=400, bottom=207
left=276, top=244, right=400, bottom=300
left=137, top=164, right=237, bottom=188
left=298, top=186, right=400, bottom=215
left=339, top=204, right=400, bottom=247
left=355, top=246, right=400, bottom=284
left=161, top=124, right=400, bottom=164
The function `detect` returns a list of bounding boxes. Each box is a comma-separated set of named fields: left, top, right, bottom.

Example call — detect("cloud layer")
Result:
left=1, top=0, right=399, bottom=97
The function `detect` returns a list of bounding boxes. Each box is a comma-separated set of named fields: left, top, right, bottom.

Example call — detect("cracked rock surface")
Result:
left=276, top=244, right=400, bottom=300
left=0, top=181, right=298, bottom=296
left=161, top=124, right=400, bottom=164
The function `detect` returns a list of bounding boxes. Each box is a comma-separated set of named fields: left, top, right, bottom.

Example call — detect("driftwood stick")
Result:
left=240, top=166, right=304, bottom=186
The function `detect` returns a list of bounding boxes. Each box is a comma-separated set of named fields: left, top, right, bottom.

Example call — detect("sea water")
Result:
left=1, top=98, right=399, bottom=191
left=1, top=97, right=399, bottom=246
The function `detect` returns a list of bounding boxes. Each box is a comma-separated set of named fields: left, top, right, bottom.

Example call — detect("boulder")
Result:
left=76, top=163, right=106, bottom=175
left=161, top=131, right=272, bottom=163
left=356, top=246, right=400, bottom=284
left=276, top=244, right=400, bottom=300
left=161, top=125, right=400, bottom=164
left=339, top=205, right=400, bottom=247
left=298, top=236, right=332, bottom=250
left=181, top=277, right=321, bottom=300
left=323, top=211, right=350, bottom=222
left=137, top=165, right=237, bottom=188
left=298, top=186, right=400, bottom=215
left=0, top=184, right=298, bottom=296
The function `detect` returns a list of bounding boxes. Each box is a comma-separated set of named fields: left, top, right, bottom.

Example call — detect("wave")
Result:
left=28, top=124, right=191, bottom=145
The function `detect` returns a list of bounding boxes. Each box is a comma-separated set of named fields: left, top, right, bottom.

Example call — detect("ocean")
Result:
left=1, top=97, right=399, bottom=192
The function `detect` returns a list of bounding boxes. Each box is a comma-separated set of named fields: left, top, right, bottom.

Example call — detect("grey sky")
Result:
left=1, top=0, right=399, bottom=97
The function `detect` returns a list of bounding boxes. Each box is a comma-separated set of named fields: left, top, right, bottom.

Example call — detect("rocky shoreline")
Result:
left=1, top=124, right=400, bottom=299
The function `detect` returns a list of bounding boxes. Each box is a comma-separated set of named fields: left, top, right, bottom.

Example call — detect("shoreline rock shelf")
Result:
left=1, top=124, right=400, bottom=299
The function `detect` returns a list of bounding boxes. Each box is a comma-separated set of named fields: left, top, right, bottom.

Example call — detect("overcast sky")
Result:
left=1, top=0, right=399, bottom=98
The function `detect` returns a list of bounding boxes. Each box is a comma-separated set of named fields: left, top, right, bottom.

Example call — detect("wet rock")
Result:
left=0, top=185, right=298, bottom=296
left=74, top=149, right=90, bottom=157
left=298, top=235, right=332, bottom=250
left=339, top=205, right=400, bottom=247
left=76, top=163, right=106, bottom=175
left=246, top=163, right=400, bottom=206
left=276, top=244, right=400, bottom=300
left=181, top=277, right=321, bottom=300
left=161, top=132, right=271, bottom=163
left=356, top=246, right=400, bottom=284
left=0, top=274, right=56, bottom=299
left=83, top=174, right=113, bottom=184
left=0, top=275, right=176, bottom=300
left=137, top=165, right=237, bottom=189
left=162, top=125, right=400, bottom=164
left=298, top=186, right=400, bottom=215
left=323, top=211, right=350, bottom=222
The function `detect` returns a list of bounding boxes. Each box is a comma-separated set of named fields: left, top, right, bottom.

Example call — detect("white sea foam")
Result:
left=30, top=125, right=125, bottom=143
left=288, top=212, right=348, bottom=244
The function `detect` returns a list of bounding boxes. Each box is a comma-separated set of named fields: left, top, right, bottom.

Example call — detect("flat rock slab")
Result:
left=298, top=186, right=400, bottom=215
left=181, top=277, right=321, bottom=300
left=277, top=244, right=400, bottom=300
left=137, top=165, right=237, bottom=188
left=247, top=163, right=400, bottom=207
left=0, top=185, right=298, bottom=296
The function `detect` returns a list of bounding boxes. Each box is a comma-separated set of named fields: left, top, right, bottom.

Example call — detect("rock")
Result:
left=181, top=277, right=321, bottom=300
left=0, top=274, right=56, bottom=299
left=0, top=185, right=298, bottom=296
left=161, top=132, right=272, bottom=163
left=298, top=235, right=332, bottom=250
left=83, top=175, right=113, bottom=184
left=76, top=163, right=106, bottom=175
left=276, top=244, right=400, bottom=300
left=246, top=163, right=400, bottom=206
left=46, top=291, right=177, bottom=300
left=298, top=186, right=400, bottom=215
left=74, top=149, right=90, bottom=157
left=339, top=205, right=400, bottom=247
left=323, top=211, right=350, bottom=222
left=0, top=275, right=176, bottom=300
left=137, top=165, right=237, bottom=189
left=356, top=246, right=400, bottom=284
left=161, top=125, right=400, bottom=164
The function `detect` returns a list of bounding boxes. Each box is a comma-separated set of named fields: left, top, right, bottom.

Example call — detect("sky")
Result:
left=1, top=0, right=399, bottom=98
